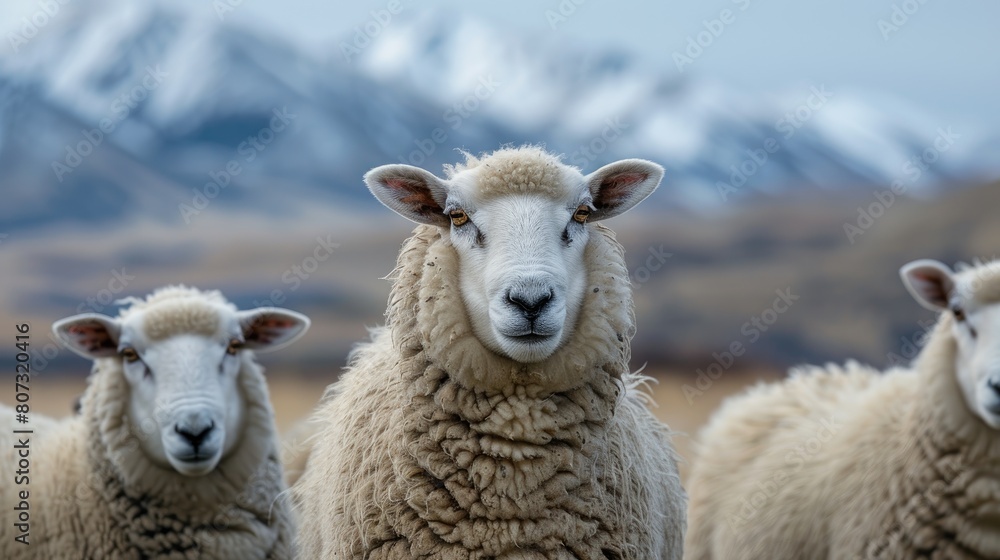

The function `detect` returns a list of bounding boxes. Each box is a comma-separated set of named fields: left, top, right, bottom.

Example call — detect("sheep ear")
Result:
left=364, top=164, right=450, bottom=226
left=901, top=259, right=955, bottom=311
left=237, top=308, right=310, bottom=353
left=53, top=313, right=121, bottom=359
left=585, top=159, right=663, bottom=221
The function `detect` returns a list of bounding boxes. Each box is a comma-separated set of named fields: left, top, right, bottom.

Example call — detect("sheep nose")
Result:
left=174, top=421, right=215, bottom=450
left=989, top=378, right=1000, bottom=397
left=506, top=287, right=554, bottom=320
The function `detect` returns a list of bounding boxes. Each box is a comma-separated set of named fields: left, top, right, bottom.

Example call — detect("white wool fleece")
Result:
left=295, top=225, right=686, bottom=559
left=686, top=264, right=1000, bottom=559
left=0, top=289, right=296, bottom=559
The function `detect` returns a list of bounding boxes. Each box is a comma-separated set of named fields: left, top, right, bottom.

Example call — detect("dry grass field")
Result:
left=1, top=369, right=781, bottom=482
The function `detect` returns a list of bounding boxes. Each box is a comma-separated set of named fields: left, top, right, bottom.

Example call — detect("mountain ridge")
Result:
left=0, top=0, right=996, bottom=233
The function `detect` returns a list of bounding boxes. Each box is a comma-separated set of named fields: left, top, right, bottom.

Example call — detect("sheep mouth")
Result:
left=506, top=333, right=555, bottom=344
left=496, top=322, right=561, bottom=341
left=168, top=445, right=222, bottom=466
left=982, top=392, right=1000, bottom=413
left=982, top=402, right=1000, bottom=421
left=168, top=452, right=222, bottom=477
left=977, top=400, right=1000, bottom=429
left=175, top=453, right=212, bottom=463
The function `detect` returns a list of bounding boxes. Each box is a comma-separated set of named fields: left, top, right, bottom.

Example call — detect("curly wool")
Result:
left=0, top=291, right=294, bottom=559
left=295, top=225, right=685, bottom=559
left=443, top=146, right=573, bottom=200
left=961, top=259, right=1000, bottom=303
left=120, top=285, right=234, bottom=340
left=685, top=314, right=1000, bottom=559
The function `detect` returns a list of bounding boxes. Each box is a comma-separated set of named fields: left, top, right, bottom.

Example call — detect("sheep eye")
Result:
left=226, top=338, right=244, bottom=355
left=120, top=347, right=140, bottom=363
left=950, top=305, right=978, bottom=338
left=951, top=305, right=966, bottom=322
left=573, top=205, right=591, bottom=224
left=449, top=209, right=469, bottom=227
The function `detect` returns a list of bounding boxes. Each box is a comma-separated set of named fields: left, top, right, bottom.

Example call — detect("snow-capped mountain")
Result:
left=0, top=0, right=996, bottom=232
left=358, top=11, right=997, bottom=196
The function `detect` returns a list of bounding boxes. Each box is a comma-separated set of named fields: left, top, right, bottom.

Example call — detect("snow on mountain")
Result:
left=0, top=0, right=996, bottom=233
left=359, top=11, right=997, bottom=195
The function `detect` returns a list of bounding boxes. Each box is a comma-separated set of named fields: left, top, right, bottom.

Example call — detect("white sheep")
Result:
left=0, top=286, right=309, bottom=559
left=294, top=146, right=687, bottom=559
left=684, top=259, right=1000, bottom=559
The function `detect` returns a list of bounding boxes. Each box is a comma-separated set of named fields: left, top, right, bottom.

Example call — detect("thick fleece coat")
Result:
left=0, top=291, right=294, bottom=559
left=686, top=315, right=1000, bottom=558
left=295, top=225, right=686, bottom=559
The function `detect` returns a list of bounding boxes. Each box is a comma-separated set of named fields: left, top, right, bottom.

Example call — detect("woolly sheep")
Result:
left=294, top=146, right=687, bottom=558
left=0, top=286, right=309, bottom=559
left=684, top=259, right=1000, bottom=559
left=279, top=415, right=317, bottom=488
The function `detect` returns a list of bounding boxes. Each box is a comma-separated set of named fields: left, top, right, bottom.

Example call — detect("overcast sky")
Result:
left=2, top=0, right=998, bottom=128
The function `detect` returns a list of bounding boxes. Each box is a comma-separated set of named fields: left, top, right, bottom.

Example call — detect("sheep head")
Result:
left=53, top=287, right=310, bottom=476
left=366, top=146, right=662, bottom=363
left=902, top=259, right=1000, bottom=429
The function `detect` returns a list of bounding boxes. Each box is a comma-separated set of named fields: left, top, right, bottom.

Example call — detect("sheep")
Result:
left=279, top=415, right=319, bottom=488
left=0, top=286, right=310, bottom=559
left=294, top=146, right=687, bottom=559
left=684, top=259, right=1000, bottom=559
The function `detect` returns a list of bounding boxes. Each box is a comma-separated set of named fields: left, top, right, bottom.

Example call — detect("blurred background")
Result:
left=1, top=0, right=998, bottom=473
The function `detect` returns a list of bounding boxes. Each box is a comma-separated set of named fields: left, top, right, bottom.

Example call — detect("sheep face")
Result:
left=366, top=147, right=663, bottom=363
left=54, top=298, right=309, bottom=476
left=118, top=326, right=244, bottom=476
left=903, top=260, right=1000, bottom=428
left=446, top=191, right=589, bottom=363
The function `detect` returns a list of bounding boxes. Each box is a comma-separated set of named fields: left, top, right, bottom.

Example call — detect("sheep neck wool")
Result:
left=875, top=316, right=1000, bottom=557
left=358, top=224, right=655, bottom=556
left=73, top=352, right=292, bottom=558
